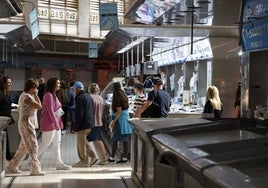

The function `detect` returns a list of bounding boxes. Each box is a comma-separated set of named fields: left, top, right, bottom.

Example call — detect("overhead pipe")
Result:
left=118, top=53, right=121, bottom=71
left=6, top=40, right=8, bottom=61
left=142, top=41, right=144, bottom=62
left=150, top=37, right=152, bottom=61
left=2, top=40, right=4, bottom=61
left=131, top=48, right=134, bottom=67
left=137, top=44, right=139, bottom=64
left=122, top=52, right=125, bottom=70
left=191, top=0, right=194, bottom=55
left=127, top=50, right=129, bottom=68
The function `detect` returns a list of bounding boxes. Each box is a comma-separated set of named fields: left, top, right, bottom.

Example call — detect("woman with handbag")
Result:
left=6, top=78, right=45, bottom=175
left=38, top=77, right=71, bottom=170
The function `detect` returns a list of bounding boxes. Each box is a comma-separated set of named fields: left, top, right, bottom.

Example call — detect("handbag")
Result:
left=201, top=112, right=214, bottom=119
left=141, top=91, right=161, bottom=118
left=54, top=107, right=64, bottom=117
left=141, top=102, right=161, bottom=118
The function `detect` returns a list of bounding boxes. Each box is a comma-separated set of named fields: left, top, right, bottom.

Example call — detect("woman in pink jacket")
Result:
left=38, top=77, right=71, bottom=170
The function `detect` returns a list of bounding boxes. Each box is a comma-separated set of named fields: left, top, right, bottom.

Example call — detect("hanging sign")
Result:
left=242, top=19, right=268, bottom=51
left=99, top=3, right=118, bottom=30
left=88, top=42, right=98, bottom=58
left=241, top=0, right=268, bottom=51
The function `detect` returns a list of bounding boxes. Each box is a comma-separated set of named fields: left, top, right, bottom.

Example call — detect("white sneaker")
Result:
left=72, top=161, right=89, bottom=167
left=30, top=171, right=45, bottom=176
left=6, top=165, right=23, bottom=174
left=90, top=156, right=98, bottom=166
left=97, top=160, right=108, bottom=165
left=56, top=163, right=72, bottom=170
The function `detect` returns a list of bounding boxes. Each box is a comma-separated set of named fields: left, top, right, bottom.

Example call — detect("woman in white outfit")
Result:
left=38, top=77, right=71, bottom=170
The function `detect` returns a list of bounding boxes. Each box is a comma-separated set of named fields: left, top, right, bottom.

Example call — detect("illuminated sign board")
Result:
left=241, top=0, right=268, bottom=51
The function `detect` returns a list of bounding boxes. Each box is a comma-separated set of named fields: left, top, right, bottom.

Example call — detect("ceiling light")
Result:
left=197, top=1, right=211, bottom=3
left=117, top=37, right=149, bottom=54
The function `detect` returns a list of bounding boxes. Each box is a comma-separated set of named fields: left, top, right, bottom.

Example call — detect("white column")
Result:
left=78, top=0, right=90, bottom=38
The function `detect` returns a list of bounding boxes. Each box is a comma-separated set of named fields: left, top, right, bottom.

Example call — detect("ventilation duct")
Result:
left=5, top=25, right=44, bottom=52
left=0, top=0, right=22, bottom=18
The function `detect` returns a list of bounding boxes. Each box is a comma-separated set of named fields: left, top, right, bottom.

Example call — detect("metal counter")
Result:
left=0, top=116, right=11, bottom=185
left=151, top=119, right=268, bottom=188
left=128, top=118, right=218, bottom=188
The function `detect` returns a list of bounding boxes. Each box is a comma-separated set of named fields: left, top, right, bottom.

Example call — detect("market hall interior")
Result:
left=1, top=0, right=268, bottom=188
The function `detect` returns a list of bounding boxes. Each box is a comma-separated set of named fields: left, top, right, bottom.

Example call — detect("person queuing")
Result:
left=38, top=77, right=72, bottom=170
left=0, top=75, right=16, bottom=161
left=72, top=81, right=98, bottom=167
left=6, top=78, right=45, bottom=176
left=108, top=82, right=133, bottom=163
left=132, top=82, right=147, bottom=118
left=202, top=85, right=223, bottom=118
left=87, top=83, right=108, bottom=165
left=37, top=77, right=45, bottom=102
left=234, top=82, right=241, bottom=118
left=69, top=85, right=76, bottom=133
left=56, top=80, right=70, bottom=135
left=137, top=77, right=171, bottom=118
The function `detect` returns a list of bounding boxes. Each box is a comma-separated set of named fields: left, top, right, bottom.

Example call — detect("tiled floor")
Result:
left=2, top=131, right=135, bottom=188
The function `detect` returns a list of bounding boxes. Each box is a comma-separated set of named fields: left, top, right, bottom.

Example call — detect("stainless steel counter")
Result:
left=151, top=119, right=268, bottom=188
left=0, top=117, right=11, bottom=131
left=129, top=118, right=221, bottom=188
left=0, top=116, right=11, bottom=185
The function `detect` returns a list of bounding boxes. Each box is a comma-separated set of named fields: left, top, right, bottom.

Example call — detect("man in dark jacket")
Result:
left=72, top=81, right=98, bottom=167
left=138, top=77, right=171, bottom=118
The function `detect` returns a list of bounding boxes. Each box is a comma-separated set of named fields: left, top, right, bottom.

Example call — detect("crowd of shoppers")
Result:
left=2, top=74, right=175, bottom=175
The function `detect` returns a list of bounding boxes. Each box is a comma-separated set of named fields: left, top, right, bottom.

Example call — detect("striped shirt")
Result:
left=133, top=94, right=147, bottom=114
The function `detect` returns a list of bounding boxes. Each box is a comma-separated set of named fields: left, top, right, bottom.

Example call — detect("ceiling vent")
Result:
left=0, top=0, right=22, bottom=19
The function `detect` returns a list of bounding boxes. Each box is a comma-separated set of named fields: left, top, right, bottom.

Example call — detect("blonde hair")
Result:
left=206, top=86, right=222, bottom=110
left=88, top=83, right=100, bottom=94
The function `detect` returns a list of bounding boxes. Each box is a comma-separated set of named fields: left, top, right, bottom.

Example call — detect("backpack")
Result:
left=141, top=91, right=161, bottom=118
